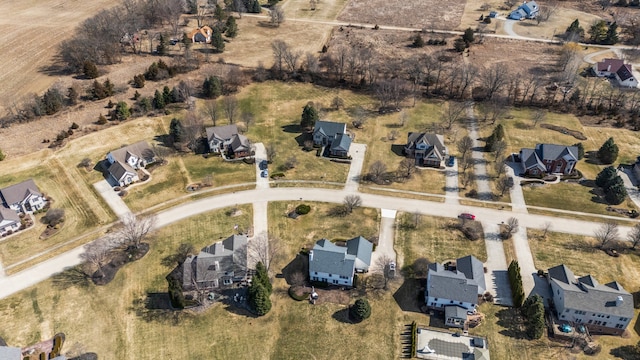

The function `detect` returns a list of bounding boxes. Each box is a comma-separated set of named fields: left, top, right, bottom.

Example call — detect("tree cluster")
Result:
left=595, top=166, right=627, bottom=205
left=522, top=295, right=545, bottom=339
left=88, top=79, right=115, bottom=100
left=248, top=262, right=272, bottom=316
left=167, top=271, right=186, bottom=309
left=589, top=20, right=619, bottom=45
left=203, top=76, right=223, bottom=98
left=484, top=124, right=505, bottom=152
left=508, top=260, right=525, bottom=307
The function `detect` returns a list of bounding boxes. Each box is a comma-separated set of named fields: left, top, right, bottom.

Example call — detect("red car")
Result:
left=458, top=213, right=476, bottom=220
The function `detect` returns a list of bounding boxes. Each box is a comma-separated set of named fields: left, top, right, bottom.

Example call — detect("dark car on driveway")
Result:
left=446, top=156, right=455, bottom=167
left=259, top=160, right=268, bottom=170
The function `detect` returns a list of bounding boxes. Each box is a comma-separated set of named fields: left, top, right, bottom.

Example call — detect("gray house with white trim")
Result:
left=182, top=234, right=248, bottom=290
left=0, top=179, right=47, bottom=214
left=106, top=141, right=156, bottom=187
left=404, top=132, right=447, bottom=168
left=309, top=236, right=373, bottom=287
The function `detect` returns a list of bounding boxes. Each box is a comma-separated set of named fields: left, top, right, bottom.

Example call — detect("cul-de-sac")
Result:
left=2, top=0, right=640, bottom=359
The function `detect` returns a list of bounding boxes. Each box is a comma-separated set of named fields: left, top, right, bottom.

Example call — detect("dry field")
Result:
left=337, top=0, right=467, bottom=30
left=0, top=0, right=118, bottom=112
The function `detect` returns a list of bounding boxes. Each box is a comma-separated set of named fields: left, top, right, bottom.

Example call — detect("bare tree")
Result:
left=541, top=222, right=552, bottom=240
left=532, top=110, right=546, bottom=127
left=504, top=217, right=519, bottom=238
left=441, top=101, right=467, bottom=130
left=496, top=176, right=513, bottom=196
left=331, top=96, right=344, bottom=110
left=457, top=136, right=473, bottom=160
left=481, top=64, right=508, bottom=101
left=536, top=0, right=558, bottom=24
left=413, top=257, right=430, bottom=278
left=343, top=195, right=362, bottom=213
left=116, top=214, right=157, bottom=249
left=269, top=5, right=285, bottom=26
left=223, top=96, right=238, bottom=123
left=374, top=254, right=396, bottom=290
left=387, top=130, right=399, bottom=141
left=398, top=158, right=416, bottom=180
left=81, top=236, right=119, bottom=277
left=461, top=155, right=475, bottom=172
left=183, top=110, right=205, bottom=151
left=241, top=111, right=255, bottom=132
left=43, top=208, right=65, bottom=226
left=494, top=159, right=507, bottom=179
left=493, top=140, right=507, bottom=161
left=290, top=271, right=306, bottom=287
left=246, top=233, right=283, bottom=271
left=265, top=143, right=277, bottom=162
left=461, top=170, right=475, bottom=188
left=368, top=161, right=387, bottom=182
left=594, top=221, right=619, bottom=249
left=398, top=110, right=408, bottom=127
left=284, top=155, right=297, bottom=169
left=203, top=99, right=219, bottom=126
left=628, top=223, right=640, bottom=250
left=271, top=39, right=288, bottom=76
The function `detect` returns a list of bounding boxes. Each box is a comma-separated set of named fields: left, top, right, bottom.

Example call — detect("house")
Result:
left=508, top=0, right=539, bottom=20
left=182, top=234, right=248, bottom=290
left=329, top=133, right=352, bottom=158
left=188, top=26, right=213, bottom=43
left=106, top=141, right=156, bottom=187
left=0, top=207, right=20, bottom=236
left=519, top=143, right=578, bottom=176
left=404, top=132, right=447, bottom=168
left=0, top=179, right=47, bottom=213
left=312, top=120, right=347, bottom=147
left=547, top=264, right=634, bottom=335
left=309, top=236, right=373, bottom=287
left=594, top=59, right=639, bottom=88
left=205, top=124, right=253, bottom=159
left=425, top=255, right=486, bottom=324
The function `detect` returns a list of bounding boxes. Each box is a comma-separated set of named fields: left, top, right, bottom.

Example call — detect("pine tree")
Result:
left=300, top=103, right=319, bottom=130
left=215, top=4, right=227, bottom=20
left=572, top=142, right=584, bottom=160
left=226, top=16, right=238, bottom=38
left=83, top=60, right=99, bottom=79
left=412, top=34, right=424, bottom=48
left=163, top=85, right=172, bottom=104
left=153, top=90, right=166, bottom=109
left=596, top=166, right=617, bottom=188
left=350, top=298, right=371, bottom=322
left=462, top=28, right=474, bottom=45
left=170, top=118, right=186, bottom=143
left=605, top=22, right=619, bottom=45
left=254, top=262, right=272, bottom=294
left=523, top=295, right=544, bottom=339
left=248, top=282, right=272, bottom=316
left=157, top=34, right=167, bottom=55
left=115, top=101, right=130, bottom=120
left=589, top=20, right=608, bottom=44
left=203, top=76, right=222, bottom=98
left=211, top=30, right=225, bottom=53
left=597, top=137, right=619, bottom=164
left=565, top=19, right=584, bottom=38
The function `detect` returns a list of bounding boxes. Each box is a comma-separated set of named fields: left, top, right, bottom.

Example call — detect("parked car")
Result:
left=458, top=213, right=476, bottom=220
left=446, top=156, right=455, bottom=167
left=389, top=262, right=396, bottom=272
left=261, top=169, right=268, bottom=178
left=259, top=160, right=268, bottom=170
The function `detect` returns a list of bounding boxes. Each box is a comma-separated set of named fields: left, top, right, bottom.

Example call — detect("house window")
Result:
left=223, top=279, right=232, bottom=285
left=339, top=275, right=348, bottom=279
left=450, top=300, right=454, bottom=304
left=565, top=309, right=570, bottom=313
left=557, top=290, right=560, bottom=295
left=434, top=298, right=438, bottom=301
left=602, top=322, right=607, bottom=327
left=314, top=272, right=317, bottom=275
left=328, top=274, right=332, bottom=277
left=606, top=315, right=610, bottom=319
left=588, top=320, right=592, bottom=324
left=332, top=279, right=338, bottom=284
left=575, top=310, right=580, bottom=314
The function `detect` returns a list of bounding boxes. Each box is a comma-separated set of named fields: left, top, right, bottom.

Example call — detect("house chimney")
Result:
left=616, top=296, right=624, bottom=306
left=309, top=250, right=314, bottom=262
left=607, top=65, right=611, bottom=72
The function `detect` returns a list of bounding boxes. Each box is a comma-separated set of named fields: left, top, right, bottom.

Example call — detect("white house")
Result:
left=426, top=255, right=486, bottom=314
left=548, top=264, right=634, bottom=336
left=106, top=141, right=156, bottom=187
left=309, top=236, right=373, bottom=287
left=0, top=179, right=47, bottom=214
left=0, top=207, right=20, bottom=236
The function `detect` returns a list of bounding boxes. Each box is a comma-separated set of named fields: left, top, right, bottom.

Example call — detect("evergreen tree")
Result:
left=462, top=28, right=475, bottom=45
left=170, top=118, right=186, bottom=144
left=83, top=60, right=99, bottom=79
left=0, top=148, right=5, bottom=161
left=412, top=34, right=424, bottom=48
left=226, top=16, right=238, bottom=38
left=254, top=261, right=272, bottom=294
left=597, top=137, right=619, bottom=164
left=605, top=22, right=619, bottom=45
left=565, top=19, right=584, bottom=38
left=203, top=76, right=223, bottom=98
left=523, top=295, right=545, bottom=339
left=163, top=85, right=172, bottom=104
left=596, top=166, right=618, bottom=188
left=247, top=0, right=261, bottom=13
left=215, top=4, right=227, bottom=20
left=153, top=90, right=166, bottom=109
left=350, top=298, right=371, bottom=322
left=42, top=88, right=65, bottom=115
left=212, top=30, right=225, bottom=53
left=248, top=282, right=272, bottom=316
left=572, top=142, right=584, bottom=160
left=508, top=260, right=525, bottom=308
left=605, top=181, right=628, bottom=205
left=484, top=124, right=505, bottom=152
left=589, top=20, right=608, bottom=44
left=115, top=101, right=130, bottom=120
left=166, top=274, right=186, bottom=309
left=300, top=103, right=319, bottom=130
left=157, top=34, right=168, bottom=55
left=67, top=86, right=79, bottom=105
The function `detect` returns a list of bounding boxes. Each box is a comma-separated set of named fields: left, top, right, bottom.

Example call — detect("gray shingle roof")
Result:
left=0, top=207, right=20, bottom=223
left=330, top=133, right=352, bottom=152
left=206, top=124, right=239, bottom=142
left=617, top=64, right=634, bottom=82
left=0, top=347, right=21, bottom=360
left=427, top=262, right=479, bottom=305
left=445, top=305, right=468, bottom=320
left=184, top=234, right=248, bottom=287
left=406, top=132, right=446, bottom=156
left=229, top=134, right=251, bottom=152
left=548, top=264, right=635, bottom=318
left=313, top=120, right=346, bottom=139
left=107, top=161, right=135, bottom=182
left=0, top=179, right=43, bottom=206
left=309, top=236, right=373, bottom=277
left=520, top=148, right=545, bottom=171
left=109, top=141, right=154, bottom=165
left=536, top=144, right=578, bottom=162
left=346, top=235, right=373, bottom=270
left=456, top=255, right=486, bottom=295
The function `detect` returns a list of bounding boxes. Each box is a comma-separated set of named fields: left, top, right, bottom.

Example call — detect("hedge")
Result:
left=411, top=321, right=417, bottom=358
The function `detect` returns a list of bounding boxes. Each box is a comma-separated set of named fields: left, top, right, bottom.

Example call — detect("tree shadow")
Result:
left=391, top=144, right=405, bottom=157
left=281, top=124, right=301, bottom=133
left=38, top=61, right=72, bottom=77
left=579, top=179, right=596, bottom=188
left=217, top=287, right=259, bottom=318
left=154, top=134, right=173, bottom=147
left=496, top=307, right=527, bottom=339
left=393, top=278, right=425, bottom=313
left=294, top=132, right=312, bottom=147
left=51, top=266, right=92, bottom=290
left=332, top=307, right=353, bottom=324
left=281, top=253, right=308, bottom=285
left=131, top=293, right=186, bottom=326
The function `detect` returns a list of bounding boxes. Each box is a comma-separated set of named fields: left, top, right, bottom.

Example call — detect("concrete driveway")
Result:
left=93, top=180, right=132, bottom=220
left=466, top=104, right=493, bottom=201
left=253, top=142, right=269, bottom=190
left=481, top=221, right=513, bottom=306
left=618, top=167, right=640, bottom=209
left=505, top=163, right=528, bottom=214
left=444, top=161, right=460, bottom=205
left=345, top=143, right=366, bottom=192
left=511, top=225, right=536, bottom=296
left=371, top=209, right=397, bottom=269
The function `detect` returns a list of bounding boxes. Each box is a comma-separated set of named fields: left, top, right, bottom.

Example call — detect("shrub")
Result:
left=82, top=60, right=99, bottom=79
left=97, top=114, right=107, bottom=125
left=288, top=286, right=308, bottom=301
left=43, top=208, right=65, bottom=226
left=295, top=204, right=311, bottom=215
left=0, top=148, right=5, bottom=161
left=70, top=122, right=79, bottom=129
left=483, top=16, right=492, bottom=24
left=133, top=74, right=145, bottom=88
left=350, top=298, right=371, bottom=322
left=508, top=260, right=525, bottom=307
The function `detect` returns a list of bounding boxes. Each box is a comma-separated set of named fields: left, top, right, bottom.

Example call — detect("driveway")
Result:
left=466, top=103, right=493, bottom=200
left=253, top=142, right=269, bottom=190
left=618, top=167, right=640, bottom=209
left=444, top=161, right=460, bottom=205
left=503, top=19, right=524, bottom=39
left=93, top=180, right=132, bottom=220
left=505, top=163, right=528, bottom=213
left=481, top=221, right=513, bottom=306
left=371, top=209, right=397, bottom=269
left=345, top=143, right=366, bottom=192
left=511, top=225, right=536, bottom=296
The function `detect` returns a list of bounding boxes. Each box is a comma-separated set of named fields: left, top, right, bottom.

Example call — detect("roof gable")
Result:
left=330, top=133, right=352, bottom=152
left=313, top=120, right=346, bottom=138
left=0, top=179, right=43, bottom=205
left=109, top=141, right=154, bottom=164
left=206, top=125, right=239, bottom=142
left=617, top=64, right=634, bottom=82
left=597, top=58, right=625, bottom=73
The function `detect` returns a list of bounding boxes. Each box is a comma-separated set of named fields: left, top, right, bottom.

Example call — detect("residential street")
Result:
left=505, top=164, right=528, bottom=214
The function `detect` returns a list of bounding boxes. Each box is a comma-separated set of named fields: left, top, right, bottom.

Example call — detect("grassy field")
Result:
left=267, top=201, right=380, bottom=269
left=396, top=212, right=487, bottom=266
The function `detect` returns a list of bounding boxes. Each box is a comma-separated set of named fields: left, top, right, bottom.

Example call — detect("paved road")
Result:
left=345, top=143, right=366, bottom=191
left=371, top=209, right=398, bottom=269
left=503, top=20, right=524, bottom=39
left=0, top=186, right=638, bottom=300
left=253, top=143, right=269, bottom=190
left=444, top=161, right=460, bottom=205
left=481, top=222, right=512, bottom=306
left=93, top=180, right=132, bottom=220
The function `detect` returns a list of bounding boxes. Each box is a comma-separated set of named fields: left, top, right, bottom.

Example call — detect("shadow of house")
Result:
left=492, top=270, right=514, bottom=306
left=217, top=287, right=258, bottom=318
left=391, top=144, right=405, bottom=157
left=145, top=292, right=174, bottom=310
left=393, top=278, right=425, bottom=313
left=282, top=253, right=309, bottom=285
left=294, top=132, right=312, bottom=147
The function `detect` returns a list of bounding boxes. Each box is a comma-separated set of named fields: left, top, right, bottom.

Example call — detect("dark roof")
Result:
left=229, top=134, right=251, bottom=152
left=406, top=132, right=446, bottom=155
left=330, top=133, right=352, bottom=152
left=346, top=235, right=373, bottom=270
left=548, top=264, right=634, bottom=318
left=0, top=179, right=43, bottom=206
left=109, top=141, right=154, bottom=165
left=184, top=234, right=248, bottom=286
left=536, top=143, right=578, bottom=162
left=522, top=0, right=538, bottom=14
left=309, top=236, right=373, bottom=277
left=427, top=262, right=479, bottom=305
left=107, top=161, right=135, bottom=182
left=456, top=255, right=487, bottom=294
left=0, top=207, right=20, bottom=223
left=445, top=305, right=469, bottom=320
left=596, top=58, right=625, bottom=73
left=313, top=120, right=346, bottom=139
left=520, top=148, right=545, bottom=171
left=206, top=125, right=239, bottom=142
left=617, top=64, right=634, bottom=82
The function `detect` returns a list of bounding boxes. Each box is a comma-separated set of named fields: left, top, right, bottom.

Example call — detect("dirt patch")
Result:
left=338, top=0, right=467, bottom=30
left=540, top=123, right=587, bottom=140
